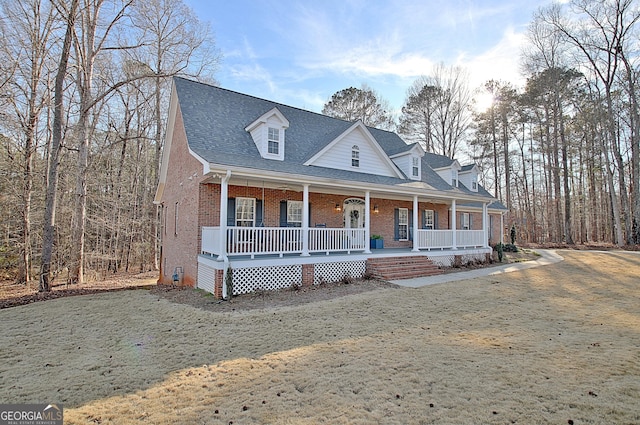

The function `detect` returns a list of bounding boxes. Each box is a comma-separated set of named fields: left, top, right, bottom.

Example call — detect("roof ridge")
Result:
left=173, top=76, right=400, bottom=133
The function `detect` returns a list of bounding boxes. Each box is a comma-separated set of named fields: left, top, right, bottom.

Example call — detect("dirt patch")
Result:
left=151, top=278, right=399, bottom=312
left=0, top=272, right=157, bottom=309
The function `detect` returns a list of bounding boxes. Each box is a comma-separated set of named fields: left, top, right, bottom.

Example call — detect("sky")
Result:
left=184, top=0, right=559, bottom=116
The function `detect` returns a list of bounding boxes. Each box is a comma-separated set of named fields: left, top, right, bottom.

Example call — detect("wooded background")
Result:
left=0, top=0, right=638, bottom=289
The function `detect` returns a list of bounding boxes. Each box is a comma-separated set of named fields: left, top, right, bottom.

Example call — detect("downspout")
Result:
left=219, top=170, right=231, bottom=299
left=217, top=170, right=231, bottom=262
left=483, top=203, right=489, bottom=248
left=451, top=199, right=457, bottom=250
left=412, top=195, right=419, bottom=251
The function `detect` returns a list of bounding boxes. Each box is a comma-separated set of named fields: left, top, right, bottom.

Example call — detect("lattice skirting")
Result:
left=231, top=264, right=302, bottom=295
left=314, top=260, right=366, bottom=285
left=428, top=252, right=488, bottom=267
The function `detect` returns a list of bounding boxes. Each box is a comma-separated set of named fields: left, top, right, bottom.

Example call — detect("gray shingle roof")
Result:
left=173, top=77, right=497, bottom=202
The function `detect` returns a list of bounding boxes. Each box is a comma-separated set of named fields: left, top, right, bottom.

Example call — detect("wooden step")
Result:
left=366, top=256, right=443, bottom=280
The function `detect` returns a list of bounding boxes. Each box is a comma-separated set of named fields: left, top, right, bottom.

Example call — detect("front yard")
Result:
left=1, top=250, right=639, bottom=424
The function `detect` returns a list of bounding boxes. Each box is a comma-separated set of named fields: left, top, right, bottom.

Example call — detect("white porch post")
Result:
left=412, top=195, right=419, bottom=251
left=451, top=199, right=457, bottom=250
left=483, top=202, right=489, bottom=248
left=217, top=170, right=231, bottom=261
left=364, top=190, right=372, bottom=254
left=301, top=184, right=310, bottom=256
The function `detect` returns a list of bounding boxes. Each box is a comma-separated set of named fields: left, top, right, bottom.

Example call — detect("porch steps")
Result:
left=366, top=256, right=443, bottom=281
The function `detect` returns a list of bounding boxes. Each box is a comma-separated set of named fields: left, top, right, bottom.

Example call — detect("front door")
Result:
left=343, top=198, right=365, bottom=229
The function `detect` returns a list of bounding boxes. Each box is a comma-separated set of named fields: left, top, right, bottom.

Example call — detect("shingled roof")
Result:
left=172, top=77, right=498, bottom=199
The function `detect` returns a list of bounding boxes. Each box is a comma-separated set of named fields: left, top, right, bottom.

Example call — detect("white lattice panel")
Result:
left=231, top=264, right=302, bottom=295
left=314, top=260, right=366, bottom=285
left=197, top=263, right=216, bottom=294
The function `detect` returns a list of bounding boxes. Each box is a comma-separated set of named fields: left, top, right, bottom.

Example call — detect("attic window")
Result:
left=412, top=157, right=419, bottom=177
left=351, top=145, right=360, bottom=167
left=268, top=127, right=280, bottom=154
left=472, top=180, right=478, bottom=190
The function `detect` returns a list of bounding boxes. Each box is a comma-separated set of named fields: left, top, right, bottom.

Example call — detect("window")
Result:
left=235, top=197, right=255, bottom=227
left=452, top=169, right=458, bottom=187
left=351, top=145, right=360, bottom=167
left=462, top=212, right=470, bottom=230
left=398, top=208, right=408, bottom=240
left=287, top=200, right=303, bottom=227
left=412, top=157, right=419, bottom=177
left=472, top=180, right=478, bottom=190
left=424, top=209, right=434, bottom=230
left=268, top=127, right=279, bottom=154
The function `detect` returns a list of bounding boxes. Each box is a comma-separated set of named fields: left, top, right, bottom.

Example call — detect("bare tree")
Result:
left=40, top=0, right=78, bottom=292
left=538, top=0, right=640, bottom=246
left=322, top=84, right=395, bottom=130
left=401, top=65, right=472, bottom=158
left=0, top=0, right=59, bottom=283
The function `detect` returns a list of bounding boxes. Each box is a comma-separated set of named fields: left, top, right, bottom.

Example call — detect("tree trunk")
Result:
left=40, top=0, right=78, bottom=292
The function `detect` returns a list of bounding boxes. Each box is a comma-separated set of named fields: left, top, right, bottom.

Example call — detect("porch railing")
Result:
left=415, top=229, right=486, bottom=250
left=201, top=226, right=366, bottom=258
left=456, top=230, right=486, bottom=248
left=202, top=227, right=486, bottom=258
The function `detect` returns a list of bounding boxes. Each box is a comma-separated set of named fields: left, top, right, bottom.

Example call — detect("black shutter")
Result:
left=279, top=201, right=287, bottom=227
left=422, top=210, right=426, bottom=229
left=308, top=202, right=312, bottom=226
left=434, top=211, right=439, bottom=229
left=409, top=209, right=413, bottom=241
left=393, top=208, right=399, bottom=240
left=256, top=200, right=263, bottom=226
left=227, top=198, right=236, bottom=226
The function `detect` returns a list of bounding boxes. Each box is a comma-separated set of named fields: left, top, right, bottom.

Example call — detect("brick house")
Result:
left=154, top=77, right=506, bottom=298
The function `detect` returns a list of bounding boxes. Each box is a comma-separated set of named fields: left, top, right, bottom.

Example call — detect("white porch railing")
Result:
left=415, top=229, right=454, bottom=250
left=201, top=227, right=366, bottom=258
left=309, top=228, right=366, bottom=254
left=202, top=227, right=485, bottom=258
left=415, top=229, right=486, bottom=250
left=456, top=230, right=486, bottom=248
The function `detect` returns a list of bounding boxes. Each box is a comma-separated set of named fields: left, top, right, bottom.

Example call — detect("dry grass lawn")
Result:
left=1, top=250, right=639, bottom=424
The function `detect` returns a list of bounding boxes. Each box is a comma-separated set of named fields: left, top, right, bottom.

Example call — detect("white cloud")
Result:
left=460, top=25, right=528, bottom=90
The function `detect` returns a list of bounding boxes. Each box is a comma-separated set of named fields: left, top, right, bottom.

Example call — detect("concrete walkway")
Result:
left=391, top=249, right=564, bottom=288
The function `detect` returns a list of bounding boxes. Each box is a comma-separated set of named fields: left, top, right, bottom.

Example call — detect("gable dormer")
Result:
left=390, top=143, right=425, bottom=181
left=433, top=159, right=462, bottom=188
left=459, top=164, right=480, bottom=192
left=245, top=107, right=289, bottom=161
left=304, top=121, right=404, bottom=178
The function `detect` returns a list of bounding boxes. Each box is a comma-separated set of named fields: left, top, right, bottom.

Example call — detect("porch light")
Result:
left=335, top=203, right=341, bottom=211
left=373, top=205, right=379, bottom=213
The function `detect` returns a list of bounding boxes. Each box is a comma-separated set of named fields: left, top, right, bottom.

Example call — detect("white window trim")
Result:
left=267, top=127, right=280, bottom=155
left=398, top=207, right=408, bottom=241
left=287, top=200, right=303, bottom=226
left=235, top=197, right=256, bottom=227
left=424, top=209, right=434, bottom=230
left=351, top=145, right=360, bottom=168
left=412, top=157, right=419, bottom=178
left=462, top=212, right=470, bottom=230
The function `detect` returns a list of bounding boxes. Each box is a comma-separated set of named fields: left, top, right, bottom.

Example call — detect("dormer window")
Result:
left=351, top=145, right=360, bottom=167
left=412, top=157, right=419, bottom=177
left=245, top=107, right=289, bottom=161
left=452, top=169, right=459, bottom=187
left=268, top=127, right=280, bottom=154
left=472, top=179, right=478, bottom=191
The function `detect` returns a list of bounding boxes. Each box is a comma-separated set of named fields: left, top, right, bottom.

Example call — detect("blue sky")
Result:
left=185, top=0, right=557, bottom=115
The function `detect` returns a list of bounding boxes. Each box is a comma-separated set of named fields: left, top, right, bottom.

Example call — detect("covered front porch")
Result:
left=201, top=226, right=488, bottom=259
